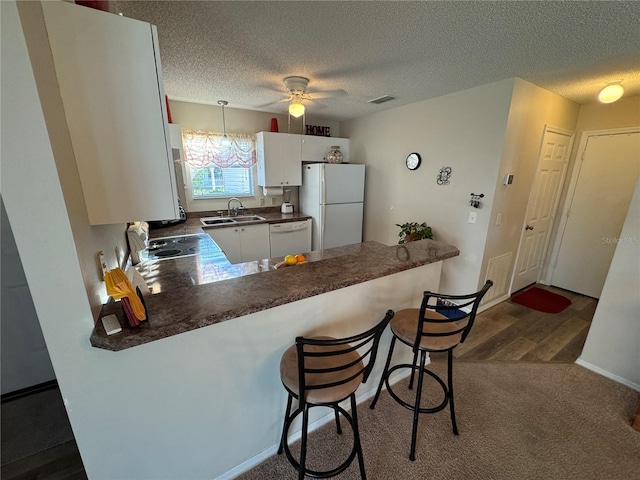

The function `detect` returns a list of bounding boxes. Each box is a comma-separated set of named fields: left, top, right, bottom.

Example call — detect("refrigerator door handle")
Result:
left=320, top=205, right=326, bottom=250
left=320, top=165, right=326, bottom=204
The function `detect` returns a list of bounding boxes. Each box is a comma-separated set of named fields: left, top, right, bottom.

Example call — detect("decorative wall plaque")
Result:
left=305, top=125, right=331, bottom=137
left=437, top=166, right=452, bottom=185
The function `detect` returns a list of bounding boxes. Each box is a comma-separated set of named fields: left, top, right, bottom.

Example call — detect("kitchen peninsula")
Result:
left=91, top=214, right=459, bottom=351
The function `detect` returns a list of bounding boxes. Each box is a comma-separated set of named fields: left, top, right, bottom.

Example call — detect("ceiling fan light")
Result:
left=289, top=102, right=305, bottom=118
left=598, top=82, right=624, bottom=103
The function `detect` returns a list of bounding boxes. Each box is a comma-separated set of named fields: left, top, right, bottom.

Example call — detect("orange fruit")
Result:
left=294, top=254, right=306, bottom=263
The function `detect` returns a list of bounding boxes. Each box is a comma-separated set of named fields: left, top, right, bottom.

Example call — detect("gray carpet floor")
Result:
left=1, top=387, right=74, bottom=465
left=238, top=362, right=640, bottom=480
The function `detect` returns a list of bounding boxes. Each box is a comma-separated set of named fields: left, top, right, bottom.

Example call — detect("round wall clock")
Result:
left=406, top=152, right=421, bottom=170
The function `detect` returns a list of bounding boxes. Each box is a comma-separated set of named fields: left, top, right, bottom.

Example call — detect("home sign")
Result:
left=306, top=125, right=331, bottom=137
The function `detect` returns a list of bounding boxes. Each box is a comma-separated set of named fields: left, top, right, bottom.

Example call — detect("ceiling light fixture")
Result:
left=598, top=82, right=624, bottom=104
left=217, top=100, right=231, bottom=145
left=289, top=96, right=305, bottom=118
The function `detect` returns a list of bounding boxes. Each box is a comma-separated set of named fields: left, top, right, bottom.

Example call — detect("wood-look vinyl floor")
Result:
left=0, top=285, right=596, bottom=480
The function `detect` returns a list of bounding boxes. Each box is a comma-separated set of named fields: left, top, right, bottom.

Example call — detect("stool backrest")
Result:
left=415, top=280, right=493, bottom=352
left=295, top=310, right=394, bottom=400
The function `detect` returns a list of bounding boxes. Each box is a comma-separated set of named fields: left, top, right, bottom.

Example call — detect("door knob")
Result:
left=525, top=225, right=534, bottom=231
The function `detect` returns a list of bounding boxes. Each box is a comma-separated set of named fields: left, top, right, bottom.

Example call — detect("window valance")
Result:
left=182, top=130, right=256, bottom=169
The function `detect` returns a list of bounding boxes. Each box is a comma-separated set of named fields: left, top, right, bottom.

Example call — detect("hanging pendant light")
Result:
left=289, top=96, right=305, bottom=118
left=598, top=82, right=624, bottom=104
left=217, top=100, right=231, bottom=146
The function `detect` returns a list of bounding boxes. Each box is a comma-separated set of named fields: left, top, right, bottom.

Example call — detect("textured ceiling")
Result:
left=116, top=1, right=640, bottom=122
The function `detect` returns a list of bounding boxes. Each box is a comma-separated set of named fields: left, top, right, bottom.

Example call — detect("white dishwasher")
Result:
left=269, top=219, right=312, bottom=257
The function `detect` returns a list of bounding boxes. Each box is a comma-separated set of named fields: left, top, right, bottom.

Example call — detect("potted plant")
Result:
left=396, top=221, right=433, bottom=244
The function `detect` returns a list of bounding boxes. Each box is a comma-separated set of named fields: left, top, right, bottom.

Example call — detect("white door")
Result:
left=551, top=131, right=640, bottom=298
left=511, top=127, right=573, bottom=292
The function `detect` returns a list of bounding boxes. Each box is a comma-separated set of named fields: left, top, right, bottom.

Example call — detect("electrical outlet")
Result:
left=98, top=251, right=108, bottom=278
left=468, top=212, right=477, bottom=224
left=259, top=197, right=266, bottom=206
left=496, top=213, right=502, bottom=226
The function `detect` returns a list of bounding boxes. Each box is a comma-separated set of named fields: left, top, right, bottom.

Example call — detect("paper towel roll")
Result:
left=262, top=186, right=284, bottom=196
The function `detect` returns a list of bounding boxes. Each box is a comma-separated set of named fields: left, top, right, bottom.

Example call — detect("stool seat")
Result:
left=280, top=336, right=365, bottom=404
left=278, top=311, right=394, bottom=480
left=370, top=281, right=493, bottom=461
left=391, top=309, right=462, bottom=351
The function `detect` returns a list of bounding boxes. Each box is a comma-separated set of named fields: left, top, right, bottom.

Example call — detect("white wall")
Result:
left=342, top=79, right=515, bottom=294
left=578, top=178, right=640, bottom=390
left=341, top=78, right=580, bottom=299
left=480, top=78, right=579, bottom=300
left=1, top=198, right=56, bottom=393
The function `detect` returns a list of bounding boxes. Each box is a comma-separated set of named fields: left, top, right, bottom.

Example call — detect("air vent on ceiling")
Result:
left=367, top=95, right=396, bottom=105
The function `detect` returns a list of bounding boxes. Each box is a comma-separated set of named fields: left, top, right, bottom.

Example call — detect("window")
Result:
left=190, top=163, right=253, bottom=198
left=182, top=131, right=256, bottom=199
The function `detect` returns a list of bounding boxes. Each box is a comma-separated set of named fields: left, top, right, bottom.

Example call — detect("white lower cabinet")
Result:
left=206, top=224, right=270, bottom=264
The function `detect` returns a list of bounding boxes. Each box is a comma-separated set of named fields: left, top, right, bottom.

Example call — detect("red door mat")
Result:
left=511, top=287, right=572, bottom=314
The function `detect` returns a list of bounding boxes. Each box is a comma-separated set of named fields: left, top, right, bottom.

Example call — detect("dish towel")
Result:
left=104, top=268, right=146, bottom=321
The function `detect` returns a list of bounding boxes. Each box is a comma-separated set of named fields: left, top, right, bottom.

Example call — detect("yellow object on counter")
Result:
left=104, top=267, right=146, bottom=320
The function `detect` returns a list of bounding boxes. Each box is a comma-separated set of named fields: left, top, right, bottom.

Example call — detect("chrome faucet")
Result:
left=227, top=197, right=244, bottom=217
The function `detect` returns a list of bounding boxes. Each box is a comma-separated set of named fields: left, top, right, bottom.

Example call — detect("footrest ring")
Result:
left=385, top=363, right=449, bottom=414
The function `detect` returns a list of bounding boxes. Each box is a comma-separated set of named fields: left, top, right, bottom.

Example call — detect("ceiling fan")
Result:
left=263, top=76, right=347, bottom=118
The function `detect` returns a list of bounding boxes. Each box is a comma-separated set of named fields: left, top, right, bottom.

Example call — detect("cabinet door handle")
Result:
left=525, top=225, right=534, bottom=231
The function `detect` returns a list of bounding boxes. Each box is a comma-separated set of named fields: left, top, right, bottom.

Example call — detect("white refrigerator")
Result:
left=300, top=163, right=365, bottom=251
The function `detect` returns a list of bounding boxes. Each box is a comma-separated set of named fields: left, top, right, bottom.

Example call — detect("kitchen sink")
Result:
left=200, top=215, right=265, bottom=226
left=232, top=215, right=265, bottom=222
left=200, top=217, right=236, bottom=226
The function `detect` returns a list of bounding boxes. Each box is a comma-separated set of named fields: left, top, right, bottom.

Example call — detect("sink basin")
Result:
left=232, top=215, right=265, bottom=222
left=200, top=217, right=236, bottom=226
left=200, top=215, right=265, bottom=226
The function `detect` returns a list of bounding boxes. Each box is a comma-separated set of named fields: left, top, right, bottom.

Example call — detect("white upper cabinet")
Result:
left=41, top=1, right=179, bottom=225
left=301, top=136, right=350, bottom=163
left=256, top=132, right=302, bottom=187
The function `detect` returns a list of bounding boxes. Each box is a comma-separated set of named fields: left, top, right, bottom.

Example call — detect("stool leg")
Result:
left=350, top=394, right=367, bottom=480
left=278, top=393, right=293, bottom=455
left=409, top=350, right=427, bottom=461
left=334, top=405, right=342, bottom=435
left=370, top=336, right=397, bottom=409
left=408, top=348, right=419, bottom=390
left=299, top=403, right=310, bottom=480
left=448, top=349, right=459, bottom=435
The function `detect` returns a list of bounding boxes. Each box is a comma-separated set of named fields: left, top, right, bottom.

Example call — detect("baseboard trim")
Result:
left=575, top=358, right=640, bottom=392
left=1, top=380, right=58, bottom=404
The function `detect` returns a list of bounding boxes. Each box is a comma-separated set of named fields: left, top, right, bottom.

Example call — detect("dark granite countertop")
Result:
left=91, top=237, right=459, bottom=352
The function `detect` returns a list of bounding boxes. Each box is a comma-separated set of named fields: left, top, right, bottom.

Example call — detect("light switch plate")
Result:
left=468, top=212, right=477, bottom=224
left=98, top=251, right=108, bottom=278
